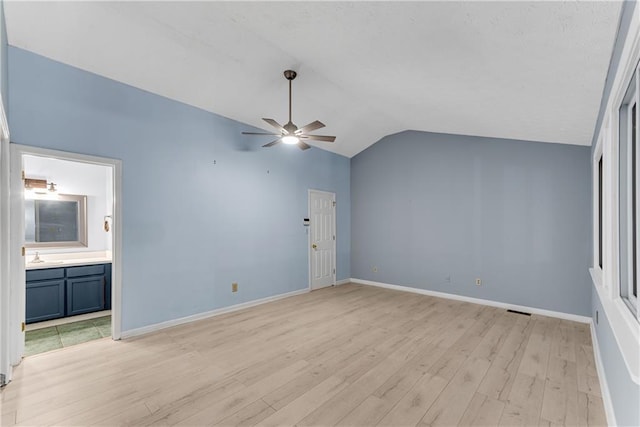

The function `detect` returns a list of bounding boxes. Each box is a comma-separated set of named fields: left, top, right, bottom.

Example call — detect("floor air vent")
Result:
left=507, top=309, right=531, bottom=316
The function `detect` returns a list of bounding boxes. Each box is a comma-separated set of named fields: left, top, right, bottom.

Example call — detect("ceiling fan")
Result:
left=242, top=70, right=336, bottom=150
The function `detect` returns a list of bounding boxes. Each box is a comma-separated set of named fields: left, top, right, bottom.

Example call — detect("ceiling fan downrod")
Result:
left=284, top=69, right=297, bottom=131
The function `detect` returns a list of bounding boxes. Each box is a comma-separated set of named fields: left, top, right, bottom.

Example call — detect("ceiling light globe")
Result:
left=281, top=135, right=299, bottom=145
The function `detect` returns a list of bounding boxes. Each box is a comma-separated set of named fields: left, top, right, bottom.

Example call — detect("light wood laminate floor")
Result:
left=1, top=283, right=606, bottom=426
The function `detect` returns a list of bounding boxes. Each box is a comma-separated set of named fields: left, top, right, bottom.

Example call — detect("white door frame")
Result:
left=307, top=189, right=336, bottom=290
left=0, top=99, right=11, bottom=386
left=7, top=144, right=122, bottom=373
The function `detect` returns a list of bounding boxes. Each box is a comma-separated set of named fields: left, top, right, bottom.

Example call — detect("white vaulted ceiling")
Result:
left=4, top=1, right=622, bottom=157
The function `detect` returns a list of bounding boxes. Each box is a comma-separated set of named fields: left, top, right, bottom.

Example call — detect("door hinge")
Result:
left=333, top=268, right=336, bottom=275
left=332, top=201, right=336, bottom=207
left=21, top=170, right=25, bottom=180
left=333, top=235, right=335, bottom=241
left=21, top=246, right=25, bottom=256
left=21, top=322, right=25, bottom=332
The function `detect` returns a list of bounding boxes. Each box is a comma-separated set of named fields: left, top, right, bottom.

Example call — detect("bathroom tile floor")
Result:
left=24, top=316, right=111, bottom=356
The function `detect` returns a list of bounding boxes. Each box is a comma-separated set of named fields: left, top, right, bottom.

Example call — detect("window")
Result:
left=593, top=119, right=606, bottom=287
left=598, top=155, right=603, bottom=269
left=619, top=67, right=639, bottom=314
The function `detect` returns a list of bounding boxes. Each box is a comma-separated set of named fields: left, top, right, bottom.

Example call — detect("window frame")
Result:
left=593, top=131, right=605, bottom=289
left=619, top=68, right=639, bottom=314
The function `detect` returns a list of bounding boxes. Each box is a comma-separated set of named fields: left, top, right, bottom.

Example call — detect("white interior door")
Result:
left=309, top=190, right=336, bottom=290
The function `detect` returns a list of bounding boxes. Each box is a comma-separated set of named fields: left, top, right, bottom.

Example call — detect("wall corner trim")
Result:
left=590, top=320, right=617, bottom=427
left=350, top=278, right=592, bottom=324
left=120, top=288, right=310, bottom=339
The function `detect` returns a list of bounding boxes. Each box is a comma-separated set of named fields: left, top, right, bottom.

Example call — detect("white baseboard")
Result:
left=335, top=279, right=350, bottom=286
left=350, top=278, right=592, bottom=324
left=121, top=288, right=309, bottom=339
left=590, top=321, right=617, bottom=427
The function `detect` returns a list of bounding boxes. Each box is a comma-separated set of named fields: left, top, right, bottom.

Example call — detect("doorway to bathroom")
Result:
left=7, top=144, right=122, bottom=372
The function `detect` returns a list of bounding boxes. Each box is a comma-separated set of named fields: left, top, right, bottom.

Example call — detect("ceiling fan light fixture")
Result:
left=281, top=135, right=300, bottom=145
left=242, top=69, right=335, bottom=150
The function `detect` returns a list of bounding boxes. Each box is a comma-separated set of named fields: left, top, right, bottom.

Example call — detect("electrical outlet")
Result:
left=475, top=278, right=482, bottom=286
left=232, top=282, right=238, bottom=292
left=373, top=266, right=378, bottom=273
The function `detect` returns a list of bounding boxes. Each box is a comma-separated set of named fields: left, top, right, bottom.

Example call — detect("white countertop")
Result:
left=25, top=251, right=112, bottom=270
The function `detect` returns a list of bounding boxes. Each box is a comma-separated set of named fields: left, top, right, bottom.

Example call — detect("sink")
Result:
left=29, top=260, right=64, bottom=265
left=25, top=252, right=112, bottom=270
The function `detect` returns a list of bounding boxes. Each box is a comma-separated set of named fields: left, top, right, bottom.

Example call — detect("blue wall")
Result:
left=352, top=130, right=591, bottom=316
left=8, top=47, right=351, bottom=331
left=0, top=0, right=7, bottom=112
left=592, top=288, right=640, bottom=426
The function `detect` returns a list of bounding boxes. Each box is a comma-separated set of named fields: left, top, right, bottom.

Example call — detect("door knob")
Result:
left=312, top=244, right=317, bottom=249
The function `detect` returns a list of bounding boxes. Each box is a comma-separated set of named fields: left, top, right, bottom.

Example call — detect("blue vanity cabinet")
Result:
left=104, top=264, right=112, bottom=310
left=26, top=263, right=112, bottom=324
left=26, top=268, right=66, bottom=323
left=66, top=276, right=105, bottom=316
left=66, top=264, right=107, bottom=316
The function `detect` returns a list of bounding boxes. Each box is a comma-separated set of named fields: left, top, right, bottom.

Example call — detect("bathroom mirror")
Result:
left=25, top=194, right=88, bottom=248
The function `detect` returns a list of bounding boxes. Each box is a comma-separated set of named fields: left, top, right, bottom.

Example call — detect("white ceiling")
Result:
left=4, top=1, right=622, bottom=158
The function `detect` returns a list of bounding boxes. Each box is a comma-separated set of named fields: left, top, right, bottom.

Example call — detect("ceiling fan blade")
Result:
left=262, top=139, right=281, bottom=148
left=242, top=132, right=281, bottom=136
left=300, top=135, right=336, bottom=143
left=298, top=141, right=312, bottom=150
left=295, top=120, right=325, bottom=135
left=262, top=118, right=287, bottom=133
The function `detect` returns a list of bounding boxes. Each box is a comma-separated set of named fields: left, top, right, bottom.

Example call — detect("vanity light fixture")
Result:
left=24, top=177, right=58, bottom=198
left=24, top=178, right=47, bottom=191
